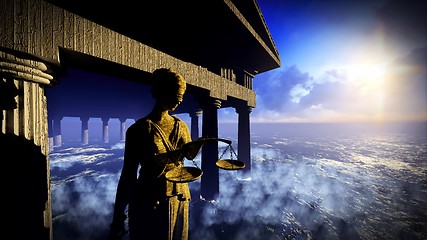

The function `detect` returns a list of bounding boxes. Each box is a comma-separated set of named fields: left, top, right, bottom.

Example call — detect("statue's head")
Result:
left=151, top=68, right=187, bottom=111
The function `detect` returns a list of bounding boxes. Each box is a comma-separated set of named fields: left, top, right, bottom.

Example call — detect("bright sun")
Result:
left=344, top=61, right=389, bottom=121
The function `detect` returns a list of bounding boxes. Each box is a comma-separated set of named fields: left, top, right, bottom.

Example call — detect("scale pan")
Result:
left=165, top=167, right=203, bottom=183
left=216, top=159, right=245, bottom=170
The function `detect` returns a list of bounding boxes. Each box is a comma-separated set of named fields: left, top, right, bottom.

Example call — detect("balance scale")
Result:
left=165, top=137, right=245, bottom=183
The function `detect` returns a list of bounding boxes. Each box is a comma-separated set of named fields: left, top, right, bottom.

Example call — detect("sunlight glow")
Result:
left=343, top=57, right=390, bottom=122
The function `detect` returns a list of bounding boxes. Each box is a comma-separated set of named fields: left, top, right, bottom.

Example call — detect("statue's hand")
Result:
left=182, top=137, right=232, bottom=160
left=182, top=140, right=205, bottom=160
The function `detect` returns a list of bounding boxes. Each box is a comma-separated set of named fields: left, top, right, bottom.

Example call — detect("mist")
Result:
left=50, top=122, right=427, bottom=240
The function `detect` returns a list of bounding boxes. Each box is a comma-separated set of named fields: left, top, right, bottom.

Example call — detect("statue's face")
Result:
left=159, top=86, right=186, bottom=111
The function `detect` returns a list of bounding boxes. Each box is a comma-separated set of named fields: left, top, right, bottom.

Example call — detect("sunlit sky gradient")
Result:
left=233, top=0, right=427, bottom=123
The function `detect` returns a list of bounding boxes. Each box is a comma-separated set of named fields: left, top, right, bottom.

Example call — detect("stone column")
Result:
left=102, top=117, right=109, bottom=144
left=52, top=117, right=63, bottom=147
left=201, top=98, right=221, bottom=200
left=119, top=118, right=127, bottom=142
left=236, top=106, right=252, bottom=177
left=80, top=117, right=89, bottom=145
left=0, top=48, right=59, bottom=240
left=48, top=118, right=54, bottom=152
left=189, top=110, right=202, bottom=140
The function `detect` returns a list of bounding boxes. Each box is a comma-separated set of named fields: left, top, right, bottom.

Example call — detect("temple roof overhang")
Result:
left=46, top=0, right=281, bottom=75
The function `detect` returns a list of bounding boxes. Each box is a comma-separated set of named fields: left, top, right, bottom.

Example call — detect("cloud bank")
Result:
left=250, top=0, right=426, bottom=123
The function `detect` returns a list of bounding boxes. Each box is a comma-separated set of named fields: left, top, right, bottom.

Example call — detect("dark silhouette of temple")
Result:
left=0, top=0, right=280, bottom=239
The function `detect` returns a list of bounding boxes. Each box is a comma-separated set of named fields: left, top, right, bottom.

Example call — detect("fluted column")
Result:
left=189, top=110, right=202, bottom=141
left=119, top=118, right=127, bottom=142
left=236, top=106, right=252, bottom=177
left=201, top=98, right=221, bottom=200
left=80, top=117, right=89, bottom=145
left=102, top=117, right=109, bottom=144
left=0, top=48, right=59, bottom=240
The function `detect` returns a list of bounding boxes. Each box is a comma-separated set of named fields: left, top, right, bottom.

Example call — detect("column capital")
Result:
left=201, top=98, right=221, bottom=109
left=189, top=109, right=203, bottom=118
left=53, top=116, right=64, bottom=121
left=80, top=116, right=90, bottom=122
left=0, top=49, right=60, bottom=86
left=235, top=105, right=252, bottom=114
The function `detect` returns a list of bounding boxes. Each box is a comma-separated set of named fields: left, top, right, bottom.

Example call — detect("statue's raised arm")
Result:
left=181, top=137, right=232, bottom=160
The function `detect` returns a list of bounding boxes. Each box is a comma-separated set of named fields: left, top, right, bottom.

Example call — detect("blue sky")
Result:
left=237, top=0, right=427, bottom=123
